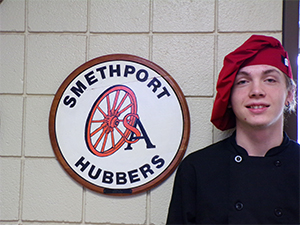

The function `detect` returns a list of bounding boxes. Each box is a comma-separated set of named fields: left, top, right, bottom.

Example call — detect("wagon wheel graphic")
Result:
left=85, top=85, right=140, bottom=157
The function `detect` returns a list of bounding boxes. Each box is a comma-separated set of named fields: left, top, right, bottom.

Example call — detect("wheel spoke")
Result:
left=106, top=95, right=111, bottom=116
left=115, top=93, right=129, bottom=114
left=117, top=103, right=133, bottom=116
left=101, top=132, right=109, bottom=152
left=91, top=123, right=106, bottom=137
left=115, top=126, right=125, bottom=138
left=91, top=119, right=105, bottom=123
left=97, top=106, right=107, bottom=117
left=111, top=90, right=120, bottom=114
left=111, top=130, right=115, bottom=148
left=93, top=129, right=106, bottom=148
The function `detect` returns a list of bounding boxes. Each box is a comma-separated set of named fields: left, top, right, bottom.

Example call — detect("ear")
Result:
left=285, top=87, right=295, bottom=106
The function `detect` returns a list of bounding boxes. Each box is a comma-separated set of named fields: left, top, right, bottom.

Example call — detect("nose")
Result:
left=249, top=81, right=266, bottom=98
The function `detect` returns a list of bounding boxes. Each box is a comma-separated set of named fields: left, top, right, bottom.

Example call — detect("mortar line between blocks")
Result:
left=18, top=0, right=29, bottom=223
left=86, top=0, right=91, bottom=62
left=212, top=0, right=219, bottom=144
left=146, top=1, right=154, bottom=223
left=146, top=190, right=151, bottom=225
left=81, top=1, right=91, bottom=223
left=148, top=0, right=154, bottom=62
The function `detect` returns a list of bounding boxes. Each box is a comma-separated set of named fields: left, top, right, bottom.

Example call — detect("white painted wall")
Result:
left=0, top=0, right=283, bottom=224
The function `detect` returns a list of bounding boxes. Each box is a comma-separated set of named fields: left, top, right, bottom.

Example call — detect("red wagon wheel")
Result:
left=85, top=85, right=139, bottom=157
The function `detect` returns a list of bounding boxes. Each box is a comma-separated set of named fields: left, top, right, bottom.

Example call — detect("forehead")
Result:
left=237, top=64, right=284, bottom=76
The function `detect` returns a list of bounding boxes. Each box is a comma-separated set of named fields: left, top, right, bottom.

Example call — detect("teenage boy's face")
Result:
left=230, top=64, right=293, bottom=130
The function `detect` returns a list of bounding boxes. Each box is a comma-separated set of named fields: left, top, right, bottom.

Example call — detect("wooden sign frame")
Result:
left=49, top=54, right=190, bottom=195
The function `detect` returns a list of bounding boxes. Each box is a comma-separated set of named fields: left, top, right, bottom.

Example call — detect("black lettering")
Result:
left=125, top=118, right=156, bottom=150
left=157, top=86, right=171, bottom=99
left=84, top=71, right=98, bottom=85
left=63, top=95, right=76, bottom=108
left=139, top=164, right=154, bottom=178
left=102, top=171, right=114, bottom=184
left=151, top=155, right=165, bottom=169
left=96, top=66, right=107, bottom=79
left=147, top=77, right=161, bottom=92
left=109, top=64, right=121, bottom=77
left=136, top=69, right=148, bottom=82
left=70, top=80, right=87, bottom=97
left=116, top=172, right=127, bottom=185
left=88, top=165, right=102, bottom=179
left=128, top=169, right=140, bottom=183
left=124, top=65, right=135, bottom=77
left=75, top=156, right=90, bottom=172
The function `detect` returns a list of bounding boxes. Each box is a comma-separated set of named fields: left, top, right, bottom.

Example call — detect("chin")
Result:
left=242, top=119, right=281, bottom=130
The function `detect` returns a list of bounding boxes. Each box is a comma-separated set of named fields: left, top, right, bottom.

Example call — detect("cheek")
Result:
left=230, top=89, right=243, bottom=106
left=273, top=88, right=288, bottom=104
left=230, top=94, right=245, bottom=117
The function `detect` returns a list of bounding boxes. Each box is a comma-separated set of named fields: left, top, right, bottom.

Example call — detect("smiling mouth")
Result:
left=246, top=105, right=269, bottom=109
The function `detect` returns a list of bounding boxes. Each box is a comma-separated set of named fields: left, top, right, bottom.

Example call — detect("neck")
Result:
left=235, top=122, right=284, bottom=157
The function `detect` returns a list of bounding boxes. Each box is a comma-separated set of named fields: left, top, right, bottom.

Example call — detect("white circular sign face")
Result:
left=49, top=54, right=190, bottom=195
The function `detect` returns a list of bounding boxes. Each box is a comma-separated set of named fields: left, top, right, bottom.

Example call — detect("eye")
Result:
left=236, top=79, right=248, bottom=85
left=265, top=78, right=277, bottom=83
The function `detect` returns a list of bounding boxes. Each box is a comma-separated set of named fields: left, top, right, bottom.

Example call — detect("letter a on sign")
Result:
left=49, top=54, right=190, bottom=195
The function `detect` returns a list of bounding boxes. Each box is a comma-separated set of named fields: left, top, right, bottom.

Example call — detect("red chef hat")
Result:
left=211, top=35, right=293, bottom=131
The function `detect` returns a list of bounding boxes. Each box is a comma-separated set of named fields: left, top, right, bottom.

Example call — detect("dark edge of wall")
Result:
left=283, top=0, right=299, bottom=141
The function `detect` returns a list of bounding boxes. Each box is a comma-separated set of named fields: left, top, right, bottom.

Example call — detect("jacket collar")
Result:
left=229, top=131, right=290, bottom=157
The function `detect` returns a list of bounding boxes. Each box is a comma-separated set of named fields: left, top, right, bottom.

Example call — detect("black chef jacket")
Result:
left=167, top=132, right=300, bottom=224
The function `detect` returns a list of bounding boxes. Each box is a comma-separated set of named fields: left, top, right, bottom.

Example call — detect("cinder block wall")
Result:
left=0, top=0, right=283, bottom=224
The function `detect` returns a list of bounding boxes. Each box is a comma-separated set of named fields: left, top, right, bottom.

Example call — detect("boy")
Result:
left=167, top=35, right=299, bottom=224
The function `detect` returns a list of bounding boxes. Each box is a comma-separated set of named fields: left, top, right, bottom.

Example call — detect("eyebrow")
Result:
left=236, top=71, right=249, bottom=76
left=263, top=69, right=282, bottom=75
left=236, top=68, right=282, bottom=76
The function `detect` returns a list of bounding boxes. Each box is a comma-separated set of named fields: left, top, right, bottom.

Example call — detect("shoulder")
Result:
left=289, top=139, right=300, bottom=150
left=282, top=135, right=300, bottom=158
left=180, top=136, right=233, bottom=168
left=284, top=139, right=300, bottom=163
left=188, top=137, right=232, bottom=158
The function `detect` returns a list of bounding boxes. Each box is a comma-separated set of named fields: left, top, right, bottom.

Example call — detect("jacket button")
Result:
left=274, top=160, right=282, bottom=167
left=235, top=202, right=244, bottom=211
left=274, top=208, right=283, bottom=217
left=234, top=155, right=242, bottom=163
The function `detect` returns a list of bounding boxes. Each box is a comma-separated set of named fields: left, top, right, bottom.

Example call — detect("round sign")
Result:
left=49, top=54, right=190, bottom=195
